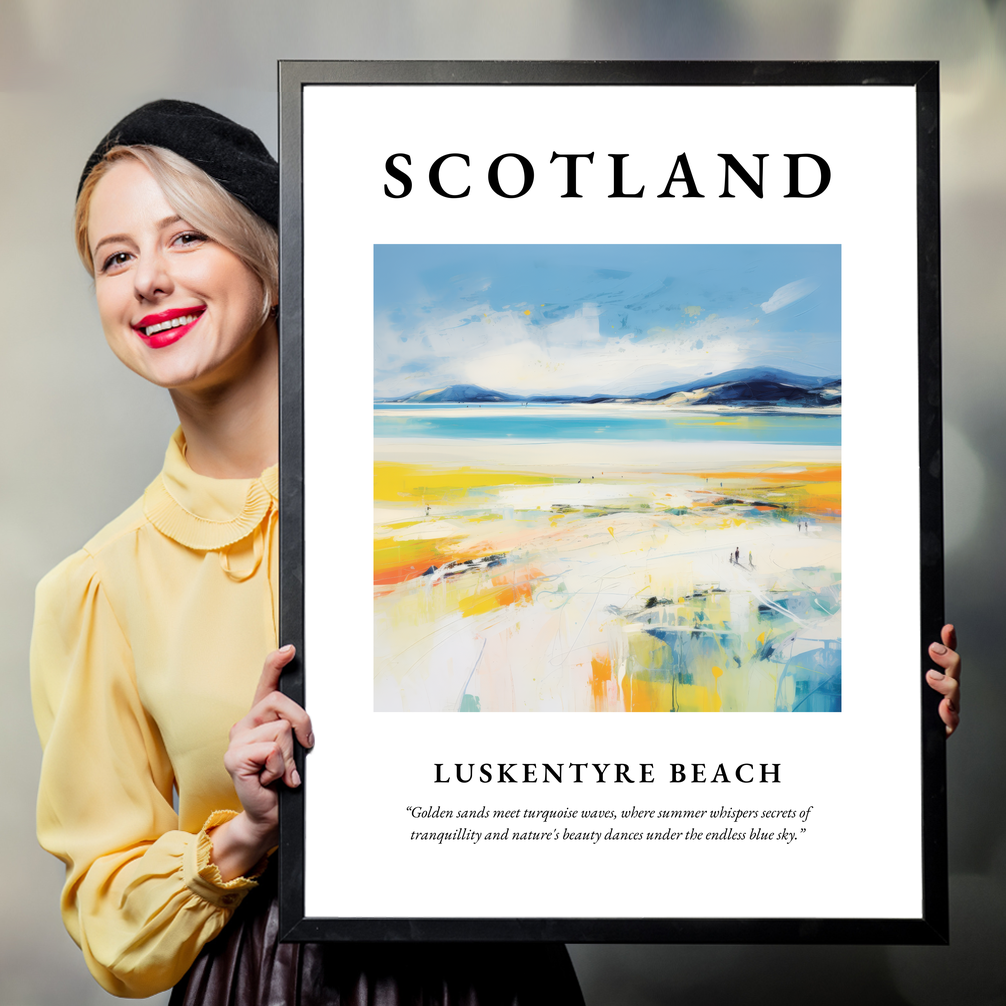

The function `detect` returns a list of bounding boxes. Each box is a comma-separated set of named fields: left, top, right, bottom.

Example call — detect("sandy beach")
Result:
left=374, top=438, right=841, bottom=713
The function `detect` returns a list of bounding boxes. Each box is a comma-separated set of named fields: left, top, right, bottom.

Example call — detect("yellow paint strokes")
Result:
left=802, top=480, right=842, bottom=515
left=454, top=567, right=543, bottom=619
left=620, top=674, right=716, bottom=713
left=524, top=309, right=531, bottom=315
left=621, top=677, right=672, bottom=711
left=675, top=683, right=715, bottom=712
left=375, top=461, right=552, bottom=504
left=711, top=665, right=724, bottom=712
left=757, top=631, right=766, bottom=645
left=608, top=526, right=615, bottom=538
left=621, top=634, right=669, bottom=711
left=682, top=305, right=702, bottom=317
left=383, top=519, right=423, bottom=531
left=458, top=565, right=542, bottom=618
left=459, top=582, right=530, bottom=616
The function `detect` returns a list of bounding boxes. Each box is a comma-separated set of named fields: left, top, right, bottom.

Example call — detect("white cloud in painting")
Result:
left=375, top=302, right=755, bottom=397
left=462, top=315, right=749, bottom=394
left=760, top=278, right=817, bottom=314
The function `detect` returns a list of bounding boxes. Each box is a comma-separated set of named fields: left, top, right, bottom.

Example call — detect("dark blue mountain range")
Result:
left=377, top=368, right=841, bottom=409
left=638, top=367, right=839, bottom=399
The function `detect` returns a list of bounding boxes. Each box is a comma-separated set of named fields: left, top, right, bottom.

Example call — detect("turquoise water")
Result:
left=374, top=403, right=841, bottom=445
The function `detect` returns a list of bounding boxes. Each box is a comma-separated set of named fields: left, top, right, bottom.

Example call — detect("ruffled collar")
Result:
left=143, top=428, right=278, bottom=551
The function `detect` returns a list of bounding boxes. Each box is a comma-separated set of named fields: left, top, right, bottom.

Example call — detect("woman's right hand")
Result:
left=209, top=645, right=314, bottom=881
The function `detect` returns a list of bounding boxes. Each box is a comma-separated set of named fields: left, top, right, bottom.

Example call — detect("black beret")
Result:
left=77, top=99, right=278, bottom=228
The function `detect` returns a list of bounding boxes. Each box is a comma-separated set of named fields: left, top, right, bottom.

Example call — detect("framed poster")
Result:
left=277, top=61, right=946, bottom=943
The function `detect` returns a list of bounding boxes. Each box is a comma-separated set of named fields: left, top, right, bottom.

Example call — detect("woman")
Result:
left=31, top=100, right=586, bottom=1003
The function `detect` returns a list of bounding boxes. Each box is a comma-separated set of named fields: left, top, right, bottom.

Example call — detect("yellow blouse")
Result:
left=31, top=428, right=279, bottom=998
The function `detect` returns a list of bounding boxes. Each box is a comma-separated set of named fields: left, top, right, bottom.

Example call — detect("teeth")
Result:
left=142, top=313, right=199, bottom=337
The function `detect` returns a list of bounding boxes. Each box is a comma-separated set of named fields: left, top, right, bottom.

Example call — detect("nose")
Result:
left=133, top=247, right=173, bottom=303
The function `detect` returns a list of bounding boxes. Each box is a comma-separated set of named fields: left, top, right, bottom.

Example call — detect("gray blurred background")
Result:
left=1, top=1, right=1003, bottom=1003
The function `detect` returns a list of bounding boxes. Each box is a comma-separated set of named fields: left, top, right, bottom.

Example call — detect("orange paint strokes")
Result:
left=691, top=494, right=729, bottom=508
left=374, top=534, right=476, bottom=585
left=692, top=466, right=841, bottom=484
left=459, top=581, right=531, bottom=617
left=686, top=465, right=842, bottom=519
left=458, top=565, right=543, bottom=618
left=590, top=650, right=613, bottom=708
left=491, top=565, right=543, bottom=588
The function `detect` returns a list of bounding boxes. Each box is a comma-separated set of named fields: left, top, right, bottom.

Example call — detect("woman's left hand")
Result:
left=209, top=645, right=313, bottom=881
left=926, top=624, right=961, bottom=737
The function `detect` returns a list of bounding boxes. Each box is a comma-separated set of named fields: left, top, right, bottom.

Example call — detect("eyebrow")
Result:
left=91, top=215, right=185, bottom=258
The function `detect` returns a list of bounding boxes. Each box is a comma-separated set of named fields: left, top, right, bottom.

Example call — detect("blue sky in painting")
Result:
left=374, top=245, right=840, bottom=398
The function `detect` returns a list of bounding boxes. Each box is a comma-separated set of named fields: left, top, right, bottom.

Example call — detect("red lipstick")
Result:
left=132, top=306, right=205, bottom=349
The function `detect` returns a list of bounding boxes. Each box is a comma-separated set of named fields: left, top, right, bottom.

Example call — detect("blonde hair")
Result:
left=75, top=145, right=278, bottom=323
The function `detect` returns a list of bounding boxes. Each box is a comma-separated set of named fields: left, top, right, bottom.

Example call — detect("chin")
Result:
left=109, top=322, right=271, bottom=393
left=122, top=353, right=218, bottom=391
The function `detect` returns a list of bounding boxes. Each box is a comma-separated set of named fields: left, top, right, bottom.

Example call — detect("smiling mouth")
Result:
left=135, top=307, right=206, bottom=338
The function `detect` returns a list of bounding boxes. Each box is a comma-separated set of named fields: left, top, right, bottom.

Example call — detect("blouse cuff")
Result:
left=183, top=810, right=269, bottom=909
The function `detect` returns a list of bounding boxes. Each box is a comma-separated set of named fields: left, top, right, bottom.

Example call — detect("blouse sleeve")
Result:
left=31, top=549, right=262, bottom=998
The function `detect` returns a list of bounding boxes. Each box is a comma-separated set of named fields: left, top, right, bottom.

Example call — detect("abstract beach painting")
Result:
left=374, top=245, right=841, bottom=713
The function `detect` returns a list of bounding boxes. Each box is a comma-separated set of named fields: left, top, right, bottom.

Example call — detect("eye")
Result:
left=172, top=230, right=208, bottom=249
left=100, top=251, right=132, bottom=274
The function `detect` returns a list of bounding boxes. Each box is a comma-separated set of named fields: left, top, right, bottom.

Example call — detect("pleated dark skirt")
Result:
left=169, top=869, right=585, bottom=1006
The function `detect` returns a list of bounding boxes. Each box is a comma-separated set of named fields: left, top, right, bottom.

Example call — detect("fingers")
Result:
left=252, top=644, right=297, bottom=707
left=244, top=644, right=314, bottom=750
left=941, top=623, right=958, bottom=653
left=926, top=666, right=960, bottom=737
left=925, top=667, right=959, bottom=705
left=939, top=697, right=961, bottom=737
left=927, top=625, right=961, bottom=738
left=233, top=689, right=314, bottom=750
left=225, top=739, right=289, bottom=788
left=227, top=720, right=301, bottom=788
left=225, top=645, right=313, bottom=804
left=928, top=634, right=961, bottom=682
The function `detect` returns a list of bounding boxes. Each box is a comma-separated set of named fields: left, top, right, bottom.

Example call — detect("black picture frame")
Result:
left=277, top=60, right=945, bottom=944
